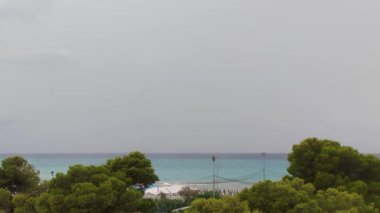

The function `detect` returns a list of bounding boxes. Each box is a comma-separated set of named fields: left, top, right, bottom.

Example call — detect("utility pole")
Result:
left=261, top=152, right=266, bottom=180
left=212, top=155, right=216, bottom=198
left=216, top=162, right=219, bottom=193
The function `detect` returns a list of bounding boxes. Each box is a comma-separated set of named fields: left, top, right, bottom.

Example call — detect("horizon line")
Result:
left=1, top=152, right=379, bottom=155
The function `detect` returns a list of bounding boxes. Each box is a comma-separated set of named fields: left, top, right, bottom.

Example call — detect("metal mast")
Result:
left=261, top=152, right=266, bottom=180
left=212, top=154, right=216, bottom=198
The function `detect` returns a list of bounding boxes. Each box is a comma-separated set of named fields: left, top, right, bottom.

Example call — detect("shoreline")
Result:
left=145, top=181, right=250, bottom=198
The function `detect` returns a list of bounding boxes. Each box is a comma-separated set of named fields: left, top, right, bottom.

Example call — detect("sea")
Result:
left=0, top=153, right=289, bottom=190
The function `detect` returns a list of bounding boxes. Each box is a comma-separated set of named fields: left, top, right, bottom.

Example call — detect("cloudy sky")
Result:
left=1, top=0, right=380, bottom=153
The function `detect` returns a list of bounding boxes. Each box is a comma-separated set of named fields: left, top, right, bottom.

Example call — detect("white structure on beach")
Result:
left=145, top=183, right=184, bottom=195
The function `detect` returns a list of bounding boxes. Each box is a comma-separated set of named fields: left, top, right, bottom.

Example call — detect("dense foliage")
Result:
left=288, top=138, right=380, bottom=189
left=188, top=138, right=380, bottom=213
left=153, top=193, right=187, bottom=213
left=288, top=138, right=380, bottom=208
left=106, top=152, right=159, bottom=189
left=2, top=138, right=380, bottom=212
left=0, top=188, right=12, bottom=213
left=0, top=156, right=40, bottom=194
left=0, top=151, right=158, bottom=213
left=185, top=196, right=250, bottom=213
left=238, top=178, right=377, bottom=212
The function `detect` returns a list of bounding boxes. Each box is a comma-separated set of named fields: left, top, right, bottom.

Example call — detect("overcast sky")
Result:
left=1, top=0, right=380, bottom=153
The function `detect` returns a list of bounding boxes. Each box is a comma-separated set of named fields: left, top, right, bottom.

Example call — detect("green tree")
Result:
left=63, top=182, right=108, bottom=212
left=195, top=190, right=221, bottom=199
left=12, top=194, right=36, bottom=213
left=237, top=178, right=378, bottom=213
left=34, top=192, right=51, bottom=213
left=315, top=188, right=377, bottom=213
left=367, top=182, right=380, bottom=209
left=106, top=151, right=159, bottom=189
left=361, top=155, right=380, bottom=183
left=287, top=138, right=380, bottom=190
left=290, top=200, right=321, bottom=213
left=0, top=156, right=40, bottom=194
left=185, top=196, right=250, bottom=213
left=34, top=152, right=158, bottom=213
left=0, top=188, right=12, bottom=213
left=153, top=193, right=186, bottom=213
left=37, top=169, right=145, bottom=213
left=238, top=178, right=315, bottom=212
left=288, top=138, right=380, bottom=208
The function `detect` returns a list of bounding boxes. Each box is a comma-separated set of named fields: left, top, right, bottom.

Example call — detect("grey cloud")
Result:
left=0, top=0, right=51, bottom=23
left=0, top=48, right=76, bottom=70
left=0, top=117, right=11, bottom=128
left=1, top=0, right=380, bottom=153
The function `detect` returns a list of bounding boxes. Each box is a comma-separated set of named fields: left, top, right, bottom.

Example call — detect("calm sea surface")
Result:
left=0, top=153, right=289, bottom=189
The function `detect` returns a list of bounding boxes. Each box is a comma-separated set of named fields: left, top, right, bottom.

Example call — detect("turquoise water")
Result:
left=0, top=153, right=289, bottom=188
